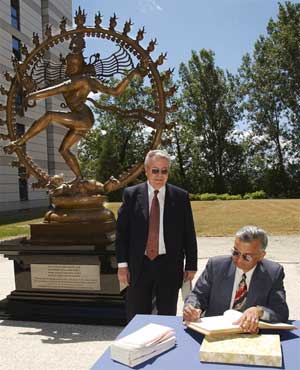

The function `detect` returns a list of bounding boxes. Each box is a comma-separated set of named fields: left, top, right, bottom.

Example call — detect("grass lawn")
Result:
left=0, top=208, right=44, bottom=240
left=190, top=199, right=300, bottom=236
left=107, top=199, right=300, bottom=236
left=0, top=199, right=299, bottom=240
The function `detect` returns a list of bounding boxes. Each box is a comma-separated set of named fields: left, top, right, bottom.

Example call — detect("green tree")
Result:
left=178, top=49, right=243, bottom=194
left=238, top=1, right=300, bottom=196
left=265, top=1, right=300, bottom=196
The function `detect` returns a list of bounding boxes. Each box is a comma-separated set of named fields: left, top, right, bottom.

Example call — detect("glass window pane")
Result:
left=16, top=123, right=28, bottom=201
left=12, top=36, right=21, bottom=60
left=11, top=0, right=20, bottom=30
left=19, top=178, right=28, bottom=201
left=11, top=17, right=18, bottom=29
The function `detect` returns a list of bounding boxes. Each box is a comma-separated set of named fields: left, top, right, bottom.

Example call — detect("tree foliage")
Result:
left=178, top=49, right=244, bottom=194
left=239, top=1, right=300, bottom=196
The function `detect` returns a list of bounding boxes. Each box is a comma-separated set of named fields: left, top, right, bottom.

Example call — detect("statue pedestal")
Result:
left=0, top=193, right=127, bottom=325
left=0, top=232, right=126, bottom=325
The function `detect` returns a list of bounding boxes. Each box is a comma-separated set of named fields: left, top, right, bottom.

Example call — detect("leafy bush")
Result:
left=218, top=193, right=230, bottom=200
left=243, top=190, right=267, bottom=199
left=251, top=190, right=267, bottom=199
left=200, top=193, right=218, bottom=201
left=190, top=191, right=267, bottom=201
left=189, top=193, right=201, bottom=201
left=226, top=194, right=242, bottom=200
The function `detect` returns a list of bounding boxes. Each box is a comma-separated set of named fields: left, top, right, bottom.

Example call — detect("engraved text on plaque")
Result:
left=31, top=264, right=101, bottom=290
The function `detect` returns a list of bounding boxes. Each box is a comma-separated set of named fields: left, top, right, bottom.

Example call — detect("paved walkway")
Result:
left=0, top=236, right=299, bottom=370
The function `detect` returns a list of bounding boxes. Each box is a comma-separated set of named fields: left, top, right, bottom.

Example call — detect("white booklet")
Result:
left=111, top=336, right=176, bottom=367
left=110, top=323, right=176, bottom=367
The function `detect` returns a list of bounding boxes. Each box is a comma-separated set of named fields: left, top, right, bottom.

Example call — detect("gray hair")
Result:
left=144, top=150, right=171, bottom=168
left=235, top=225, right=268, bottom=250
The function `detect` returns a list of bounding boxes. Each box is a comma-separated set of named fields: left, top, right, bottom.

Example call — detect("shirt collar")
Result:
left=236, top=264, right=257, bottom=279
left=147, top=181, right=166, bottom=198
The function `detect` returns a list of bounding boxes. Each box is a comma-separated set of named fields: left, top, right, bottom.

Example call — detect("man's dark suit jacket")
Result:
left=116, top=182, right=198, bottom=288
left=184, top=255, right=289, bottom=322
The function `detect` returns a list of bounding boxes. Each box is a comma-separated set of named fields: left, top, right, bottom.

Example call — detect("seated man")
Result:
left=183, top=225, right=289, bottom=333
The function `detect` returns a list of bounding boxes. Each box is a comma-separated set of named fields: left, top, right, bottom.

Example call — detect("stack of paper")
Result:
left=110, top=323, right=176, bottom=367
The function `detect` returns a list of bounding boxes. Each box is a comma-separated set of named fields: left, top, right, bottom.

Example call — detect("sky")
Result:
left=72, top=0, right=300, bottom=77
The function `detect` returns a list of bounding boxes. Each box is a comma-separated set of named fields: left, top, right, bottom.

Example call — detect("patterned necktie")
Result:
left=232, top=273, right=248, bottom=311
left=146, top=190, right=160, bottom=261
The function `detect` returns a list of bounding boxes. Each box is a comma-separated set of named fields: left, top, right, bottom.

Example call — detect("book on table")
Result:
left=200, top=333, right=282, bottom=367
left=185, top=309, right=296, bottom=336
left=110, top=323, right=176, bottom=367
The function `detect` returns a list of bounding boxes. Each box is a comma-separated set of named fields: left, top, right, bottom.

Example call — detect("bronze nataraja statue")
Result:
left=4, top=41, right=146, bottom=185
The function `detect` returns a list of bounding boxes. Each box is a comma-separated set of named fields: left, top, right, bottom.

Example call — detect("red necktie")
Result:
left=232, top=273, right=248, bottom=311
left=146, top=190, right=160, bottom=261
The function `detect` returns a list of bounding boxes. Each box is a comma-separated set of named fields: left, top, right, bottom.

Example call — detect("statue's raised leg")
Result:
left=3, top=111, right=56, bottom=154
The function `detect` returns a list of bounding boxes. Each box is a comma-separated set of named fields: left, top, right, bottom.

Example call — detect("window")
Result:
left=15, top=89, right=24, bottom=116
left=16, top=123, right=28, bottom=201
left=12, top=36, right=21, bottom=60
left=16, top=122, right=24, bottom=139
left=11, top=0, right=20, bottom=30
left=12, top=37, right=24, bottom=115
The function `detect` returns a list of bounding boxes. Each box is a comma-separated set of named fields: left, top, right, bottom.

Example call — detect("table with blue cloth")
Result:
left=90, top=314, right=300, bottom=370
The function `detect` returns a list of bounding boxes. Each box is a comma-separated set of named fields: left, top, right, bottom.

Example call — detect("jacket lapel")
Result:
left=246, top=262, right=265, bottom=307
left=137, top=182, right=149, bottom=226
left=222, top=260, right=236, bottom=310
left=163, top=184, right=174, bottom=246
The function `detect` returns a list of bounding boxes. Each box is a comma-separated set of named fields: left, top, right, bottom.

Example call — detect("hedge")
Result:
left=189, top=190, right=267, bottom=201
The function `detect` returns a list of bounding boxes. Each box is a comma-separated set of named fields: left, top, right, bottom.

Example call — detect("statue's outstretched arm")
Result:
left=27, top=80, right=72, bottom=101
left=90, top=68, right=144, bottom=97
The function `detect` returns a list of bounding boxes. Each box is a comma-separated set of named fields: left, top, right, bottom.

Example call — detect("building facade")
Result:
left=0, top=0, right=72, bottom=212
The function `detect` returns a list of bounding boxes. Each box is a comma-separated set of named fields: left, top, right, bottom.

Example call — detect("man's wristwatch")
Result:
left=256, top=305, right=264, bottom=318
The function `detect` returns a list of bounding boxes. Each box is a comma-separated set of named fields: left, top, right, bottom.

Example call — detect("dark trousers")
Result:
left=126, top=255, right=179, bottom=322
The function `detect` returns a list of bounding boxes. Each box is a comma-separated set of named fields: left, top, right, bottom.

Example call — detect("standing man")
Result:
left=183, top=225, right=289, bottom=333
left=116, top=149, right=198, bottom=321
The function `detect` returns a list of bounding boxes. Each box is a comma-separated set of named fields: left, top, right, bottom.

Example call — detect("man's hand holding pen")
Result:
left=183, top=304, right=202, bottom=322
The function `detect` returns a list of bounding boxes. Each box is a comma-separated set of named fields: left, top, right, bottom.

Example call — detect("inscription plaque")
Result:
left=31, top=264, right=100, bottom=291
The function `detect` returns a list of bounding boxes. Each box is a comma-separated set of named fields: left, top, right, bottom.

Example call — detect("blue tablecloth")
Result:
left=91, top=315, right=300, bottom=370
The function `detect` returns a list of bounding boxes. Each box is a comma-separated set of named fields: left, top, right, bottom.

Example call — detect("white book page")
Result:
left=259, top=321, right=296, bottom=329
left=191, top=310, right=242, bottom=331
left=223, top=309, right=243, bottom=322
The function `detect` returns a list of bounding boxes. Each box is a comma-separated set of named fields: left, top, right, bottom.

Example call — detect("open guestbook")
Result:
left=185, top=309, right=296, bottom=336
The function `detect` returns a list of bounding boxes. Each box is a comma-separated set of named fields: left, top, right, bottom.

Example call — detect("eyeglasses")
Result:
left=231, top=248, right=261, bottom=263
left=151, top=168, right=168, bottom=175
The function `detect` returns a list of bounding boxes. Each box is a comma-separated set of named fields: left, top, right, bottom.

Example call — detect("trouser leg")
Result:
left=125, top=258, right=154, bottom=322
left=156, top=284, right=179, bottom=316
left=154, top=255, right=179, bottom=316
